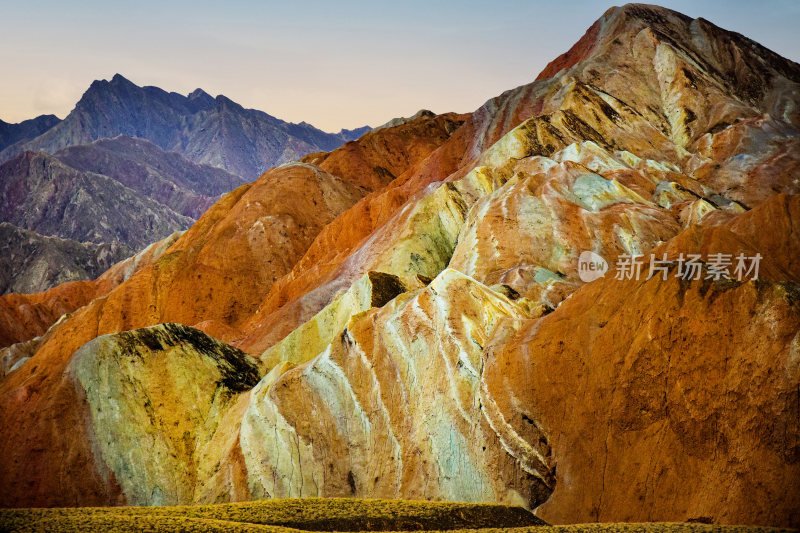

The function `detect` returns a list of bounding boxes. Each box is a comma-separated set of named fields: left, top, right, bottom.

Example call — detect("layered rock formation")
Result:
left=0, top=110, right=467, bottom=348
left=301, top=111, right=467, bottom=191
left=235, top=269, right=553, bottom=507
left=0, top=76, right=371, bottom=293
left=485, top=194, right=800, bottom=526
left=0, top=3, right=798, bottom=528
left=0, top=74, right=369, bottom=179
left=0, top=111, right=465, bottom=507
left=69, top=323, right=262, bottom=506
left=0, top=231, right=182, bottom=373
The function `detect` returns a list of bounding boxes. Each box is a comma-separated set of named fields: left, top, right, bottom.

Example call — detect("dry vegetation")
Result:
left=0, top=499, right=791, bottom=533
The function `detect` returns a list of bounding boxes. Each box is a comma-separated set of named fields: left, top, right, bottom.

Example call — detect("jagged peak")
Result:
left=340, top=125, right=371, bottom=134
left=188, top=88, right=213, bottom=101
left=110, top=73, right=134, bottom=85
left=536, top=3, right=692, bottom=81
left=213, top=94, right=244, bottom=112
left=84, top=74, right=136, bottom=96
left=338, top=125, right=371, bottom=141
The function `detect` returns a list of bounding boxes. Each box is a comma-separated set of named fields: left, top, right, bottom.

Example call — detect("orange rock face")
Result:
left=0, top=281, right=94, bottom=350
left=301, top=112, right=468, bottom=191
left=0, top=112, right=466, bottom=355
left=484, top=194, right=800, bottom=526
left=0, top=231, right=182, bottom=352
left=0, top=3, right=799, bottom=527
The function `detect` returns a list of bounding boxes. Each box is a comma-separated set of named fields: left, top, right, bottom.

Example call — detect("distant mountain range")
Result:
left=0, top=74, right=369, bottom=179
left=1, top=150, right=191, bottom=250
left=0, top=74, right=370, bottom=293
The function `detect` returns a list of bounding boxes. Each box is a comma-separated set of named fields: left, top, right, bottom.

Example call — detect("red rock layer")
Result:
left=301, top=112, right=468, bottom=191
left=234, top=82, right=556, bottom=354
left=0, top=281, right=95, bottom=348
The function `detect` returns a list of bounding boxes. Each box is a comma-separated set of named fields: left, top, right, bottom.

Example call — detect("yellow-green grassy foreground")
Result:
left=0, top=499, right=792, bottom=533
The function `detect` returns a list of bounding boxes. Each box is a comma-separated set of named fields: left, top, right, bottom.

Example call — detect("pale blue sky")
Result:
left=1, top=0, right=798, bottom=131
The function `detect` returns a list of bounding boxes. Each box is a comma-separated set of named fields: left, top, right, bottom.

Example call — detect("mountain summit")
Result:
left=0, top=74, right=369, bottom=180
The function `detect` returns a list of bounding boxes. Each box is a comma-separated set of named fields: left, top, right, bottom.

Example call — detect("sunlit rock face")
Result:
left=68, top=323, right=261, bottom=506
left=301, top=112, right=468, bottom=191
left=0, top=112, right=469, bottom=507
left=0, top=4, right=798, bottom=527
left=235, top=2, right=800, bottom=356
left=237, top=269, right=552, bottom=507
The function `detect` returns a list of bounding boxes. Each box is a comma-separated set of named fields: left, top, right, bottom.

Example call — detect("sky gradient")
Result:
left=2, top=0, right=799, bottom=132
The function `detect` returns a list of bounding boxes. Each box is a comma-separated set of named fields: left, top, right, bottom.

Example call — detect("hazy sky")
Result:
left=2, top=0, right=799, bottom=131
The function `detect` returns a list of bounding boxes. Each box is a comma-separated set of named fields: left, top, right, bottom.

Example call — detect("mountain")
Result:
left=0, top=150, right=191, bottom=250
left=0, top=114, right=61, bottom=153
left=0, top=76, right=368, bottom=294
left=54, top=135, right=247, bottom=219
left=0, top=4, right=799, bottom=528
left=0, top=136, right=249, bottom=293
left=0, top=74, right=370, bottom=180
left=301, top=111, right=467, bottom=190
left=337, top=125, right=372, bottom=140
left=0, top=110, right=465, bottom=359
left=374, top=109, right=437, bottom=130
left=0, top=223, right=130, bottom=295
